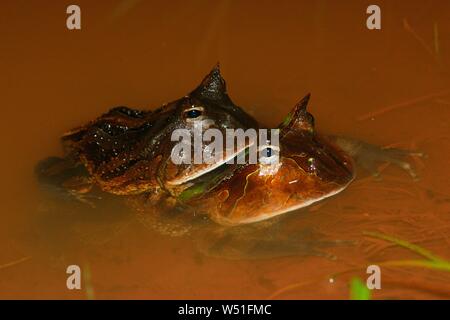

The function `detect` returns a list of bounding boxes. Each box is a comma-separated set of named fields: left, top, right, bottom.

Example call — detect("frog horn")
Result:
left=279, top=93, right=315, bottom=134
left=191, top=63, right=231, bottom=102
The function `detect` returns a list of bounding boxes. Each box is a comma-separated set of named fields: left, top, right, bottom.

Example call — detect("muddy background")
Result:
left=0, top=0, right=449, bottom=299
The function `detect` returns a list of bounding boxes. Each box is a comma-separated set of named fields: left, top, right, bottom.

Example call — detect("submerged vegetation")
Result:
left=268, top=231, right=450, bottom=300
left=364, top=231, right=450, bottom=273
left=0, top=256, right=31, bottom=270
left=350, top=278, right=371, bottom=300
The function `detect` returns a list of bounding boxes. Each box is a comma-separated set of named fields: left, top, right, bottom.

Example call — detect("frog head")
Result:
left=157, top=65, right=259, bottom=193
left=187, top=94, right=355, bottom=225
left=61, top=65, right=258, bottom=196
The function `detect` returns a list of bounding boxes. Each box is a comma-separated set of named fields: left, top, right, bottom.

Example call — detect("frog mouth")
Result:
left=167, top=143, right=252, bottom=186
left=214, top=181, right=353, bottom=226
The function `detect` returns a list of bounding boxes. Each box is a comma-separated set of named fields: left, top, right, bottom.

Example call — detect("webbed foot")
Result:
left=35, top=156, right=97, bottom=205
left=331, top=136, right=424, bottom=180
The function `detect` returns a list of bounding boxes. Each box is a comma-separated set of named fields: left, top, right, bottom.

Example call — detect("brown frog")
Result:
left=36, top=65, right=258, bottom=204
left=132, top=94, right=422, bottom=258
left=183, top=94, right=421, bottom=227
left=36, top=68, right=422, bottom=258
left=188, top=94, right=355, bottom=226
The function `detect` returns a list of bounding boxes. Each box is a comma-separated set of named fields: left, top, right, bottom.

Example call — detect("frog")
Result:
left=186, top=94, right=422, bottom=226
left=132, top=94, right=422, bottom=258
left=36, top=65, right=259, bottom=206
left=36, top=68, right=422, bottom=259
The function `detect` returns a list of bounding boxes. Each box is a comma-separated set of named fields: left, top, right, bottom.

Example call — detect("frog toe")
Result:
left=381, top=147, right=424, bottom=180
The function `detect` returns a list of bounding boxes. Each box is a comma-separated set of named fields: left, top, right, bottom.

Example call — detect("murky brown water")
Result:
left=1, top=0, right=450, bottom=299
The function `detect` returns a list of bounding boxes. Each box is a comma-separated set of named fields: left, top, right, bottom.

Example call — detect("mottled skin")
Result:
left=37, top=66, right=258, bottom=202
left=174, top=94, right=420, bottom=227
left=36, top=67, right=422, bottom=258
left=132, top=94, right=420, bottom=242
left=190, top=95, right=355, bottom=226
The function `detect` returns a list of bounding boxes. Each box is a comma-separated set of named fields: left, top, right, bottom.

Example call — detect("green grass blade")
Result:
left=363, top=231, right=445, bottom=262
left=350, top=277, right=371, bottom=300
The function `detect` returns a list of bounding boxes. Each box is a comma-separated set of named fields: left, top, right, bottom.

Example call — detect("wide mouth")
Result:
left=214, top=180, right=353, bottom=226
left=166, top=142, right=252, bottom=186
left=177, top=159, right=240, bottom=202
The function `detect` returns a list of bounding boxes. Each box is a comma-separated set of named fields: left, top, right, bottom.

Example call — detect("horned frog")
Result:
left=36, top=66, right=422, bottom=259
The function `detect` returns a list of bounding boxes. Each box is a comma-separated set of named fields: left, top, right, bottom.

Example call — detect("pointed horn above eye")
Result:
left=279, top=93, right=314, bottom=133
left=191, top=63, right=230, bottom=102
left=293, top=93, right=311, bottom=112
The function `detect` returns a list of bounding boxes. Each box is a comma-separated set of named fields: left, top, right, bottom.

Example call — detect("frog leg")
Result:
left=132, top=191, right=208, bottom=237
left=329, top=135, right=424, bottom=180
left=62, top=176, right=99, bottom=207
left=35, top=156, right=97, bottom=206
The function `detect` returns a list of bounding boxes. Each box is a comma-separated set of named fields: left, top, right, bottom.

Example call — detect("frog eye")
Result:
left=184, top=107, right=204, bottom=119
left=263, top=148, right=273, bottom=157
left=259, top=145, right=280, bottom=165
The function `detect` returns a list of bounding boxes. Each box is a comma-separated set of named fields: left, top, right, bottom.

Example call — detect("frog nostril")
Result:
left=185, top=109, right=203, bottom=119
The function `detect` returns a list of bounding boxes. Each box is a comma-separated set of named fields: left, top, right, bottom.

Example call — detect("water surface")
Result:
left=0, top=0, right=449, bottom=299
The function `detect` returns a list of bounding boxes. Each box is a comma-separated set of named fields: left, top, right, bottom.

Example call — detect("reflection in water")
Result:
left=0, top=0, right=450, bottom=299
